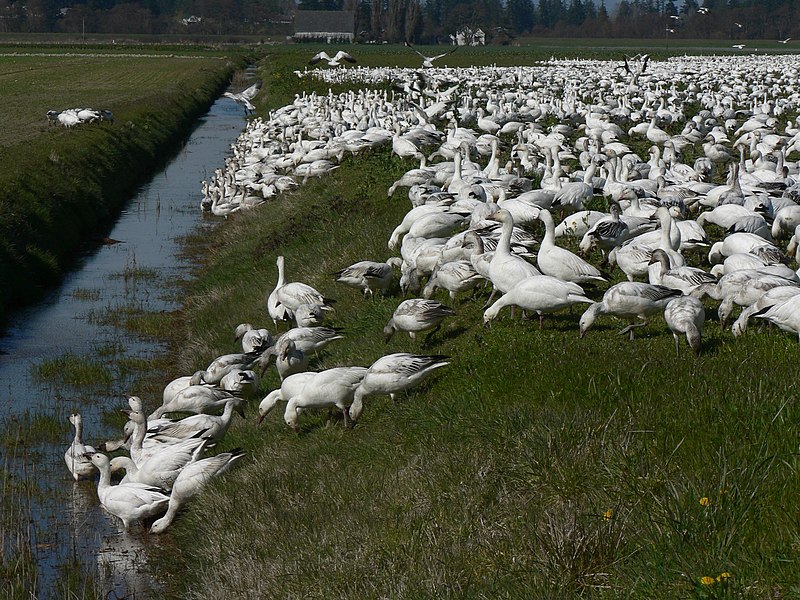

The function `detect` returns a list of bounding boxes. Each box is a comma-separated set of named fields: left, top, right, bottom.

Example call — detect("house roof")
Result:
left=294, top=10, right=355, bottom=34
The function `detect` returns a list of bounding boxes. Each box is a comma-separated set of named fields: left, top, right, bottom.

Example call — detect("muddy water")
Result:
left=0, top=97, right=246, bottom=598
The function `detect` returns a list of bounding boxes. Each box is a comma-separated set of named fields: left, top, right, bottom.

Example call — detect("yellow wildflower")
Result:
left=603, top=508, right=613, bottom=521
left=699, top=496, right=711, bottom=507
left=717, top=572, right=732, bottom=581
left=699, top=576, right=715, bottom=585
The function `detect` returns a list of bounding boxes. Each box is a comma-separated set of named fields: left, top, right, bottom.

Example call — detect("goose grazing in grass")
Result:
left=732, top=285, right=800, bottom=337
left=257, top=371, right=318, bottom=424
left=664, top=296, right=706, bottom=355
left=383, top=298, right=456, bottom=343
left=294, top=303, right=326, bottom=327
left=88, top=452, right=169, bottom=531
left=234, top=323, right=273, bottom=354
left=284, top=366, right=368, bottom=431
left=578, top=203, right=630, bottom=260
left=272, top=255, right=335, bottom=318
left=219, top=369, right=260, bottom=399
left=222, top=81, right=261, bottom=114
left=754, top=294, right=800, bottom=341
left=579, top=281, right=681, bottom=340
left=65, top=412, right=97, bottom=481
left=537, top=208, right=607, bottom=284
left=349, top=353, right=450, bottom=422
left=277, top=326, right=344, bottom=356
left=423, top=259, right=483, bottom=302
left=483, top=275, right=593, bottom=327
left=334, top=259, right=400, bottom=298
left=150, top=448, right=246, bottom=534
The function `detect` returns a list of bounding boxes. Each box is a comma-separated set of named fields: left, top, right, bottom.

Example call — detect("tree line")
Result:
left=0, top=0, right=797, bottom=42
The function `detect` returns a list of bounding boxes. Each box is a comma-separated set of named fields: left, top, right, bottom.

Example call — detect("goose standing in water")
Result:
left=65, top=412, right=97, bottom=481
left=88, top=452, right=169, bottom=531
left=664, top=296, right=706, bottom=355
left=384, top=298, right=456, bottom=343
left=150, top=448, right=246, bottom=534
left=579, top=281, right=681, bottom=340
left=349, top=353, right=450, bottom=421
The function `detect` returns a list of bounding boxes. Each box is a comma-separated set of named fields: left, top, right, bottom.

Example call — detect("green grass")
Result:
left=0, top=44, right=251, bottom=325
left=131, top=43, right=800, bottom=598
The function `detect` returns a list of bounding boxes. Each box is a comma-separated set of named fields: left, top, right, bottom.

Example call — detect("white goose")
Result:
left=732, top=285, right=800, bottom=336
left=537, top=208, right=607, bottom=284
left=284, top=366, right=368, bottom=430
left=664, top=296, right=706, bottom=355
left=755, top=294, right=800, bottom=341
left=648, top=249, right=717, bottom=296
left=348, top=353, right=450, bottom=421
left=88, top=452, right=169, bottom=531
left=65, top=412, right=97, bottom=481
left=150, top=448, right=246, bottom=534
left=273, top=336, right=308, bottom=380
left=147, top=398, right=244, bottom=443
left=334, top=259, right=400, bottom=297
left=483, top=275, right=593, bottom=327
left=273, top=255, right=335, bottom=315
left=233, top=323, right=274, bottom=354
left=383, top=298, right=456, bottom=343
left=150, top=385, right=239, bottom=420
left=257, top=371, right=318, bottom=424
left=485, top=209, right=542, bottom=295
left=579, top=281, right=681, bottom=340
left=110, top=433, right=209, bottom=491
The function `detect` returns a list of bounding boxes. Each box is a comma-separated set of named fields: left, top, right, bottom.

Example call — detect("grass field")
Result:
left=122, top=43, right=800, bottom=598
left=0, top=44, right=250, bottom=323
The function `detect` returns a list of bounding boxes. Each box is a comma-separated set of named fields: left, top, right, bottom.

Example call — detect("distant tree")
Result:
left=567, top=0, right=586, bottom=25
left=507, top=0, right=536, bottom=33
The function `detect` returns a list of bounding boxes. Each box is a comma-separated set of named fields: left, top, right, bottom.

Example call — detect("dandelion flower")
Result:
left=699, top=496, right=711, bottom=506
left=717, top=572, right=732, bottom=581
left=700, top=576, right=715, bottom=585
left=603, top=508, right=613, bottom=521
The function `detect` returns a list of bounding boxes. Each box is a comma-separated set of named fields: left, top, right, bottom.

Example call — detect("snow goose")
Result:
left=537, top=209, right=607, bottom=284
left=308, top=50, right=357, bottom=67
left=234, top=323, right=273, bottom=354
left=65, top=413, right=97, bottom=481
left=150, top=385, right=240, bottom=420
left=257, top=371, right=318, bottom=424
left=554, top=211, right=608, bottom=238
left=578, top=203, right=630, bottom=259
left=754, top=294, right=800, bottom=341
left=273, top=255, right=335, bottom=315
left=147, top=398, right=244, bottom=444
left=579, top=282, right=681, bottom=340
left=88, top=452, right=169, bottom=531
left=483, top=275, right=592, bottom=327
left=732, top=285, right=800, bottom=337
left=664, top=296, right=706, bottom=355
left=218, top=369, right=260, bottom=400
left=648, top=249, right=717, bottom=296
left=273, top=336, right=308, bottom=380
left=485, top=209, right=542, bottom=295
left=423, top=259, right=483, bottom=303
left=349, top=353, right=450, bottom=421
left=294, top=303, right=326, bottom=327
left=150, top=448, right=246, bottom=533
left=383, top=298, right=456, bottom=343
left=110, top=434, right=209, bottom=491
left=277, top=326, right=344, bottom=356
left=284, top=366, right=368, bottom=431
left=334, top=259, right=400, bottom=298
left=714, top=270, right=798, bottom=329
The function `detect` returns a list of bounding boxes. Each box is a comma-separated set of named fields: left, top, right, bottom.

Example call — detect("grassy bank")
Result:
left=134, top=43, right=800, bottom=597
left=0, top=46, right=253, bottom=325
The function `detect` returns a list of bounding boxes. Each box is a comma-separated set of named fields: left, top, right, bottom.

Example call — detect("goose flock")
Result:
left=71, top=50, right=800, bottom=532
left=46, top=108, right=114, bottom=127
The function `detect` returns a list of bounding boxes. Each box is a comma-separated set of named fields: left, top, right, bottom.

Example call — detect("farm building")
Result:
left=293, top=10, right=355, bottom=43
